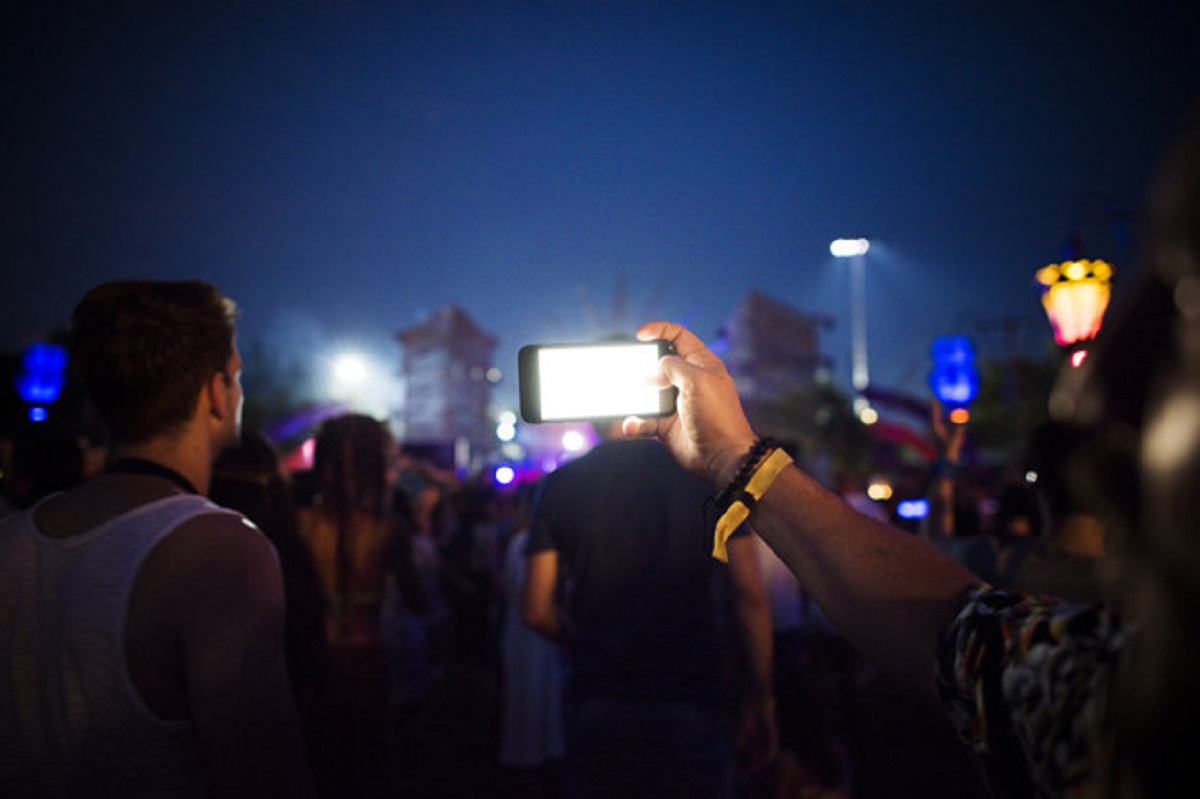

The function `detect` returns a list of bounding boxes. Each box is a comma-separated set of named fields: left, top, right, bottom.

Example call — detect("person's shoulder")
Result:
left=158, top=503, right=277, bottom=576
left=128, top=502, right=282, bottom=630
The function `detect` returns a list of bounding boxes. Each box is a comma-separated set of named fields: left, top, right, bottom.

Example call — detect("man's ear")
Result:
left=206, top=371, right=233, bottom=422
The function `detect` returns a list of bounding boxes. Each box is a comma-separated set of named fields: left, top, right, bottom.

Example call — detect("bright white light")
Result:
left=325, top=350, right=400, bottom=419
left=562, top=430, right=587, bottom=452
left=830, top=238, right=870, bottom=258
left=494, top=465, right=516, bottom=485
left=496, top=420, right=516, bottom=442
left=333, top=353, right=368, bottom=385
left=498, top=410, right=517, bottom=425
left=537, top=344, right=664, bottom=421
left=858, top=406, right=879, bottom=425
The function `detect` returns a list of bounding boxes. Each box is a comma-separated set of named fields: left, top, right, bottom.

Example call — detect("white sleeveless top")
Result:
left=0, top=493, right=246, bottom=798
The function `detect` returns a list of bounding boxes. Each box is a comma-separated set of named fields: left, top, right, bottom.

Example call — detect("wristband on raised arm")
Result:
left=709, top=439, right=793, bottom=562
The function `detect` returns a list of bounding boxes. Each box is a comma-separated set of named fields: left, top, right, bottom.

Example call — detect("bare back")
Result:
left=297, top=507, right=393, bottom=647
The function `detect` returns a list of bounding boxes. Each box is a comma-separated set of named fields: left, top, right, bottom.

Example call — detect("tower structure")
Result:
left=722, top=290, right=833, bottom=404
left=396, top=306, right=497, bottom=473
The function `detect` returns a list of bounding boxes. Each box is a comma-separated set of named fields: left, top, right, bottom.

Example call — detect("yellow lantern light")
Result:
left=1035, top=259, right=1114, bottom=353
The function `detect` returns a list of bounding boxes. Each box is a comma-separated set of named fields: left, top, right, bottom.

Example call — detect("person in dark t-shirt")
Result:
left=521, top=422, right=776, bottom=798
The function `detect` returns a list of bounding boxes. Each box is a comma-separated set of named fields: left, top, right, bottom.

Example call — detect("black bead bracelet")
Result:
left=711, top=438, right=783, bottom=513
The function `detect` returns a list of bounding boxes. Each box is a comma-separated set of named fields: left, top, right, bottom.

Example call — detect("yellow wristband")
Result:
left=712, top=448, right=794, bottom=562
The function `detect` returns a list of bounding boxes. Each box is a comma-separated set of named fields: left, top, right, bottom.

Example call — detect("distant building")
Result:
left=396, top=306, right=497, bottom=473
left=721, top=289, right=833, bottom=415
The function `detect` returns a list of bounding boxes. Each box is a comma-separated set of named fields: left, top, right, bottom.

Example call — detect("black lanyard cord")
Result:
left=106, top=458, right=199, bottom=496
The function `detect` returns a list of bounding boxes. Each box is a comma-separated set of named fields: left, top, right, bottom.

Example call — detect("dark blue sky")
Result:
left=5, top=2, right=1199, bottom=414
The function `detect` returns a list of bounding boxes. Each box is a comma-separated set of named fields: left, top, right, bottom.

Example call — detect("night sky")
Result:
left=5, top=1, right=1199, bottom=416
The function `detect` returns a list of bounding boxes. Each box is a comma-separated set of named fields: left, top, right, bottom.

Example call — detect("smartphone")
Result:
left=518, top=340, right=677, bottom=423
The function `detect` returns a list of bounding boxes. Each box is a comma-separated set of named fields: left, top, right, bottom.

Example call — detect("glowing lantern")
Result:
left=1035, top=259, right=1114, bottom=362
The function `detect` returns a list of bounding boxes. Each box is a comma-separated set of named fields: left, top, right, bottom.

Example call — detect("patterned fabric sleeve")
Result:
left=934, top=584, right=1130, bottom=799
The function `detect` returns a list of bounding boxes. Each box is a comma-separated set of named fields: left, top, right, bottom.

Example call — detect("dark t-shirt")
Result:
left=526, top=438, right=740, bottom=707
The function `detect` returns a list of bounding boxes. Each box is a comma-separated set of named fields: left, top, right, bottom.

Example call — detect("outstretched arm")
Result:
left=924, top=399, right=967, bottom=541
left=623, top=321, right=980, bottom=703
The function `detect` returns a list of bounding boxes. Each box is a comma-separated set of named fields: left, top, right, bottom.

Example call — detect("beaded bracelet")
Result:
left=710, top=440, right=794, bottom=562
left=712, top=438, right=781, bottom=511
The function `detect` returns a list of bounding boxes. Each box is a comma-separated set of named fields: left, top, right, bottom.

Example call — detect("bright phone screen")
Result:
left=534, top=343, right=667, bottom=421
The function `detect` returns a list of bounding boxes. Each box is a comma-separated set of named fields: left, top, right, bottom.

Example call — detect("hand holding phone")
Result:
left=518, top=340, right=677, bottom=423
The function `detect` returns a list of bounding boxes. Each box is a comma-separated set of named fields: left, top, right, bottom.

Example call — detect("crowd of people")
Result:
left=3, top=110, right=1200, bottom=799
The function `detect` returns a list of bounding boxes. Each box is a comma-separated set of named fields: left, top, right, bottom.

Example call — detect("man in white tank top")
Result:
left=0, top=281, right=317, bottom=798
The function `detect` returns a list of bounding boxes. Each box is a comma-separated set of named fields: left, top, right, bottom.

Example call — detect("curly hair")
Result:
left=68, top=280, right=238, bottom=444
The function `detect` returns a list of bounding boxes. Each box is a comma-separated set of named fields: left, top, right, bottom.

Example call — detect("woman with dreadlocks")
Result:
left=298, top=413, right=418, bottom=799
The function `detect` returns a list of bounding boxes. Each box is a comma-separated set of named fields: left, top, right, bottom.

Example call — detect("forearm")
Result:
left=750, top=465, right=979, bottom=702
left=520, top=551, right=565, bottom=642
left=925, top=408, right=964, bottom=541
left=523, top=604, right=564, bottom=642
left=924, top=474, right=957, bottom=541
left=736, top=593, right=775, bottom=705
left=728, top=539, right=775, bottom=702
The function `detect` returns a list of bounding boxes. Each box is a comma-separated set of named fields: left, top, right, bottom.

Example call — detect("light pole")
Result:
left=831, top=237, right=872, bottom=419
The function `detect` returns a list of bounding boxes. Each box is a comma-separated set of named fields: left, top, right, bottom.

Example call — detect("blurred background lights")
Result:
left=897, top=498, right=929, bottom=520
left=561, top=429, right=587, bottom=452
left=496, top=410, right=517, bottom=442
left=1143, top=391, right=1200, bottom=473
left=866, top=478, right=893, bottom=501
left=928, top=336, right=980, bottom=412
left=494, top=465, right=516, bottom=485
left=16, top=342, right=68, bottom=405
left=281, top=437, right=316, bottom=473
